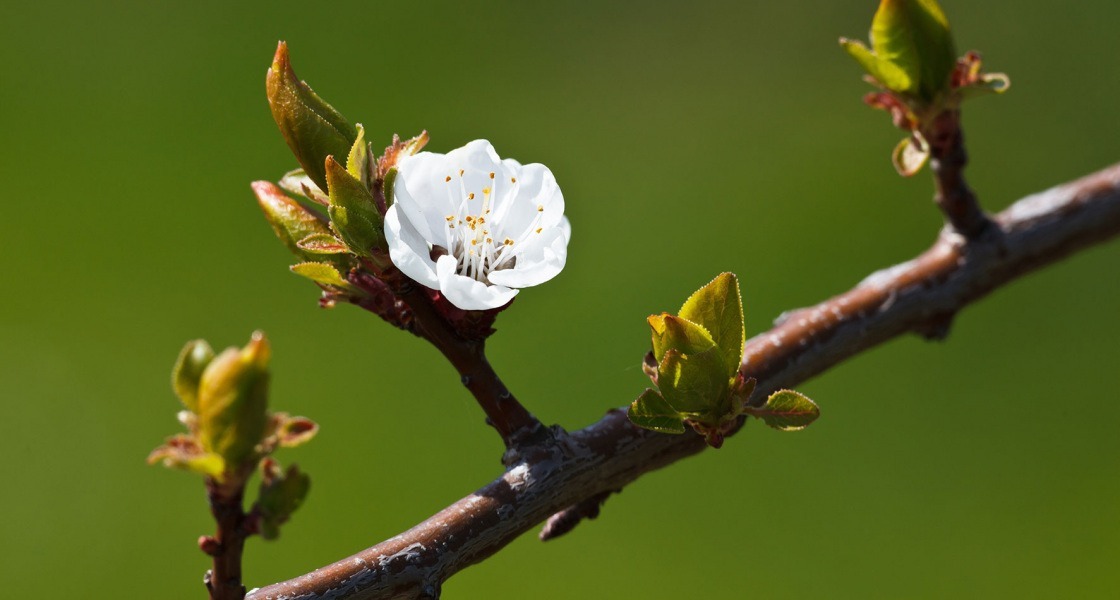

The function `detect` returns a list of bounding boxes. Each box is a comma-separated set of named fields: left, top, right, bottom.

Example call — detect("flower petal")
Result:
left=487, top=217, right=569, bottom=289
left=435, top=254, right=518, bottom=310
left=384, top=204, right=438, bottom=287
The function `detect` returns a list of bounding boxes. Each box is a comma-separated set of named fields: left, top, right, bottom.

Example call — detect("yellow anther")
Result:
left=489, top=172, right=495, bottom=179
left=459, top=169, right=464, bottom=176
left=445, top=215, right=455, bottom=221
left=471, top=239, right=478, bottom=245
left=503, top=238, right=514, bottom=246
left=536, top=227, right=543, bottom=234
left=511, top=177, right=517, bottom=183
left=468, top=192, right=475, bottom=200
left=486, top=237, right=493, bottom=243
left=445, top=175, right=451, bottom=182
left=482, top=187, right=491, bottom=195
left=537, top=205, right=544, bottom=212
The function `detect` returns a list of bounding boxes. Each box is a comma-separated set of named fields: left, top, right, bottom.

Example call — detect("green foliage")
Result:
left=195, top=333, right=271, bottom=470
left=257, top=459, right=311, bottom=540
left=325, top=155, right=384, bottom=257
left=171, top=339, right=214, bottom=414
left=346, top=124, right=372, bottom=186
left=296, top=233, right=349, bottom=255
left=150, top=334, right=319, bottom=543
left=746, top=390, right=821, bottom=431
left=290, top=261, right=353, bottom=289
left=678, top=272, right=745, bottom=379
left=628, top=273, right=749, bottom=447
left=252, top=181, right=336, bottom=261
left=840, top=0, right=1008, bottom=177
left=266, top=41, right=358, bottom=192
left=629, top=274, right=819, bottom=447
left=628, top=388, right=688, bottom=434
left=840, top=0, right=954, bottom=101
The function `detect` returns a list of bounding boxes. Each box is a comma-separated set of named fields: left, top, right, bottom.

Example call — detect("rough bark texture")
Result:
left=248, top=162, right=1120, bottom=600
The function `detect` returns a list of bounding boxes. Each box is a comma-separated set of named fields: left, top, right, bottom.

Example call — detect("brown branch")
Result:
left=204, top=480, right=250, bottom=600
left=927, top=109, right=991, bottom=238
left=348, top=268, right=546, bottom=452
left=248, top=163, right=1120, bottom=600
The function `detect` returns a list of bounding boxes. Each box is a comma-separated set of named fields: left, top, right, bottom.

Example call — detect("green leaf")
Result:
left=347, top=124, right=371, bottom=186
left=296, top=233, right=349, bottom=255
left=678, top=272, right=745, bottom=378
left=891, top=134, right=931, bottom=177
left=657, top=347, right=732, bottom=417
left=276, top=415, right=319, bottom=448
left=252, top=180, right=334, bottom=261
left=326, top=155, right=385, bottom=257
left=278, top=169, right=329, bottom=206
left=196, top=333, right=271, bottom=470
left=266, top=41, right=358, bottom=192
left=648, top=313, right=717, bottom=365
left=257, top=459, right=311, bottom=540
left=839, top=37, right=913, bottom=93
left=290, top=261, right=352, bottom=288
left=171, top=339, right=214, bottom=413
left=870, top=0, right=956, bottom=101
left=748, top=389, right=821, bottom=431
left=147, top=434, right=226, bottom=478
left=628, top=388, right=686, bottom=434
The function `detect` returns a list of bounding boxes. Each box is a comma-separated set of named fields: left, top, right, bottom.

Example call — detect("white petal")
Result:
left=488, top=219, right=569, bottom=288
left=393, top=152, right=459, bottom=241
left=491, top=162, right=564, bottom=240
left=384, top=204, right=438, bottom=288
left=435, top=254, right=518, bottom=310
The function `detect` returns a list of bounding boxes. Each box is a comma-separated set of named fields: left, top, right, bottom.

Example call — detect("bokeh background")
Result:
left=3, top=1, right=1118, bottom=597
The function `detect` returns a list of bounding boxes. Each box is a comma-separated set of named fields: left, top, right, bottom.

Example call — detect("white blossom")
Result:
left=384, top=140, right=571, bottom=310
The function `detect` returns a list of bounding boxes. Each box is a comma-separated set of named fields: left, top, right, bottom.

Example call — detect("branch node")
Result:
left=539, top=490, right=617, bottom=541
left=915, top=312, right=956, bottom=341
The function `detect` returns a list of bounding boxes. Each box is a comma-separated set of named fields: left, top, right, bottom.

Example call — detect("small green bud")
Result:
left=171, top=339, right=214, bottom=413
left=841, top=0, right=956, bottom=102
left=629, top=273, right=748, bottom=447
left=266, top=41, right=358, bottom=192
left=196, top=332, right=271, bottom=470
left=326, top=155, right=385, bottom=256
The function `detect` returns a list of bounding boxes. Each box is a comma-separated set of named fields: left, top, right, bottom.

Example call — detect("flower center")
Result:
left=439, top=169, right=545, bottom=284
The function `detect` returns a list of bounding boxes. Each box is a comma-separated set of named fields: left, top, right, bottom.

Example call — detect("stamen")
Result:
left=445, top=175, right=451, bottom=182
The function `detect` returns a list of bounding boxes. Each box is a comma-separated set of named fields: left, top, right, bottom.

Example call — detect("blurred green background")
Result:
left=3, top=1, right=1118, bottom=597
